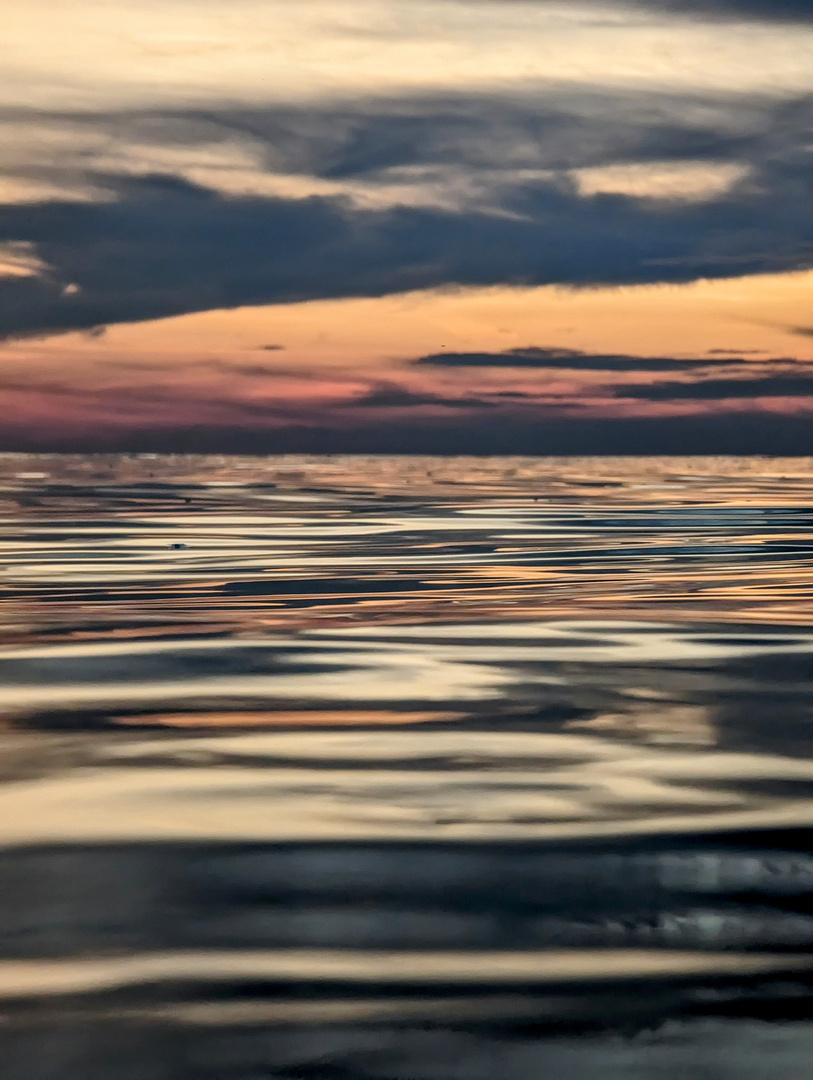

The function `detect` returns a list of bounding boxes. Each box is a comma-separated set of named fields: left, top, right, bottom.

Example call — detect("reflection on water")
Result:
left=0, top=455, right=812, bottom=1078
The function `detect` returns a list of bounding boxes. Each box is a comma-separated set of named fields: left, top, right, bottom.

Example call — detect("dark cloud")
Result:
left=490, top=390, right=538, bottom=398
left=259, top=344, right=285, bottom=350
left=489, top=0, right=813, bottom=22
left=619, top=375, right=813, bottom=400
left=9, top=86, right=771, bottom=184
left=707, top=348, right=766, bottom=354
left=251, top=91, right=752, bottom=179
left=0, top=91, right=810, bottom=339
left=629, top=0, right=813, bottom=22
left=100, top=358, right=300, bottom=379
left=0, top=155, right=809, bottom=341
left=412, top=346, right=758, bottom=372
left=351, top=384, right=496, bottom=409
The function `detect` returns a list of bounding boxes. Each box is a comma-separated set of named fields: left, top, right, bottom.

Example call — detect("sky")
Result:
left=1, top=0, right=812, bottom=454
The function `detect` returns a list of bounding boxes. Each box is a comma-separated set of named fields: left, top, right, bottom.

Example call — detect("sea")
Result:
left=0, top=453, right=812, bottom=1079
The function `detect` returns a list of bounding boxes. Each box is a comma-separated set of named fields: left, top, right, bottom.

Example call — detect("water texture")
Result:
left=0, top=454, right=812, bottom=1079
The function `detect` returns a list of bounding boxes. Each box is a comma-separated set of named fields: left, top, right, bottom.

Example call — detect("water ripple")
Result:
left=0, top=455, right=812, bottom=1077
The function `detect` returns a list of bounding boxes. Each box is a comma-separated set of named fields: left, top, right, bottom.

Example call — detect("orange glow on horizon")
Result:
left=1, top=271, right=811, bottom=440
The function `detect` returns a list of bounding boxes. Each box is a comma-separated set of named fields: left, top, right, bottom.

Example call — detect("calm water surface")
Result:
left=0, top=454, right=812, bottom=1078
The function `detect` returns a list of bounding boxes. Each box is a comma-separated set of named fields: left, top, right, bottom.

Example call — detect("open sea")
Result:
left=0, top=453, right=812, bottom=1079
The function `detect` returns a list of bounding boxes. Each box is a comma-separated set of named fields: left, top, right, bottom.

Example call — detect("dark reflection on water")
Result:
left=0, top=454, right=812, bottom=1079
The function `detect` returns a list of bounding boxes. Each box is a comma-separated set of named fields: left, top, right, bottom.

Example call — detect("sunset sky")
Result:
left=1, top=0, right=812, bottom=453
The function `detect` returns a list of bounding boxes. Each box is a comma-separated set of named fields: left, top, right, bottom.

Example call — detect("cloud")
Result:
left=1, top=353, right=811, bottom=453
left=628, top=0, right=813, bottom=23
left=412, top=346, right=762, bottom=372
left=0, top=89, right=810, bottom=339
left=350, top=383, right=496, bottom=409
left=1, top=84, right=780, bottom=191
left=0, top=153, right=809, bottom=340
left=7, top=0, right=811, bottom=123
left=707, top=347, right=766, bottom=354
left=491, top=0, right=813, bottom=22
left=619, top=375, right=813, bottom=400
